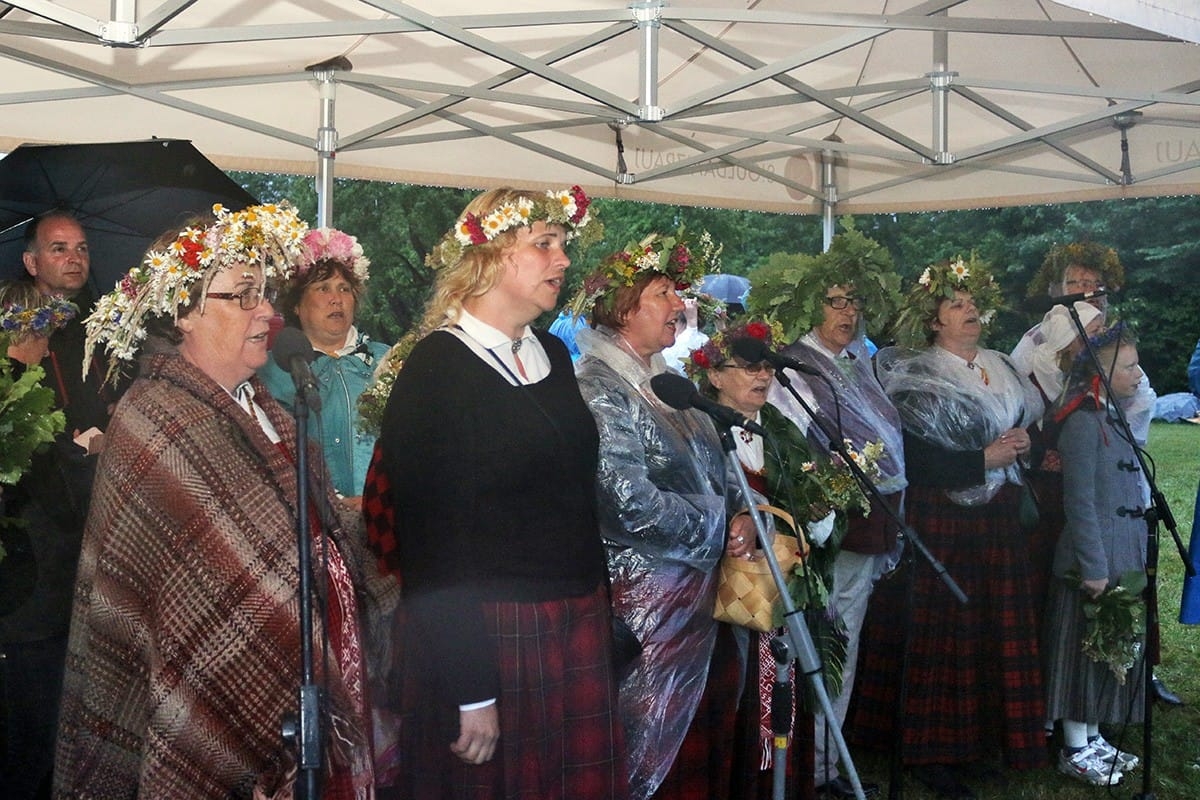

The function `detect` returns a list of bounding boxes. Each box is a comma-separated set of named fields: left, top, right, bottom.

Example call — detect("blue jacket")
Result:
left=259, top=329, right=390, bottom=496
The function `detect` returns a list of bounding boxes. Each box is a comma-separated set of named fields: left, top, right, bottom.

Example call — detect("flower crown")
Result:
left=297, top=227, right=370, bottom=282
left=426, top=186, right=600, bottom=271
left=683, top=318, right=784, bottom=380
left=1, top=295, right=77, bottom=341
left=567, top=227, right=723, bottom=317
left=891, top=254, right=1004, bottom=347
left=85, top=202, right=309, bottom=385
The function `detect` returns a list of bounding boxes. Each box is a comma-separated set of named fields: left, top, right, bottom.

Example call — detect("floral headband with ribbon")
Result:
left=85, top=202, right=309, bottom=384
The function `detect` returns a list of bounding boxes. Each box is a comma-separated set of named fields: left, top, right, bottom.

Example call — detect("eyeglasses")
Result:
left=1063, top=278, right=1103, bottom=291
left=718, top=361, right=775, bottom=376
left=206, top=284, right=278, bottom=310
left=823, top=295, right=865, bottom=310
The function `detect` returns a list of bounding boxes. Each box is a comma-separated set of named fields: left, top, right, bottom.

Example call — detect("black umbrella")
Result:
left=0, top=139, right=258, bottom=291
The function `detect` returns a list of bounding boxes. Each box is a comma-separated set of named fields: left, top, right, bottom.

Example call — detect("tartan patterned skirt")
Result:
left=848, top=484, right=1048, bottom=769
left=395, top=585, right=627, bottom=800
left=651, top=623, right=742, bottom=800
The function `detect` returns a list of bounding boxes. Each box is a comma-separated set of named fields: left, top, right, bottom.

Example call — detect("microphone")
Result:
left=731, top=336, right=823, bottom=377
left=273, top=327, right=323, bottom=413
left=650, top=372, right=768, bottom=436
left=1023, top=289, right=1108, bottom=315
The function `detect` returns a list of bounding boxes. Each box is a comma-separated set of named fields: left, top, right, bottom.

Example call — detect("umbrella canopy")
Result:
left=0, top=139, right=258, bottom=292
left=699, top=273, right=752, bottom=306
left=2, top=2, right=1199, bottom=217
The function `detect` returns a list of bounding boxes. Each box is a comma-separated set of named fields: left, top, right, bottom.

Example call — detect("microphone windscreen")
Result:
left=730, top=336, right=769, bottom=364
left=650, top=372, right=697, bottom=411
left=272, top=327, right=315, bottom=372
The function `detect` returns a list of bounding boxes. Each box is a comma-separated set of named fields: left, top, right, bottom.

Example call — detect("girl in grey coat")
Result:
left=1043, top=325, right=1147, bottom=787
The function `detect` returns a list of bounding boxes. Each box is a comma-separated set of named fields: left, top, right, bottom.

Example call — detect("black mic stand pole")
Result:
left=772, top=366, right=968, bottom=800
left=282, top=388, right=324, bottom=800
left=713, top=421, right=870, bottom=800
left=1060, top=307, right=1194, bottom=800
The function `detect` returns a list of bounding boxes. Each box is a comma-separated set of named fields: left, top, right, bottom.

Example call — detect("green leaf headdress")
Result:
left=890, top=253, right=1005, bottom=348
left=747, top=219, right=900, bottom=343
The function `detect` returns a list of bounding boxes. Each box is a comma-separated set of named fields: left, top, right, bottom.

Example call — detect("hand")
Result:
left=726, top=513, right=757, bottom=560
left=983, top=427, right=1030, bottom=469
left=1081, top=577, right=1108, bottom=599
left=451, top=704, right=499, bottom=764
left=339, top=494, right=363, bottom=511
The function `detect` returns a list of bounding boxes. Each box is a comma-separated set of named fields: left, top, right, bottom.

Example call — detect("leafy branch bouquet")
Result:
left=0, top=350, right=67, bottom=561
left=356, top=331, right=420, bottom=437
left=1066, top=568, right=1147, bottom=685
left=797, top=439, right=885, bottom=520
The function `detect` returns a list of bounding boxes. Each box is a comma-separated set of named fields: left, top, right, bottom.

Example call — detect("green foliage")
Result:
left=0, top=355, right=65, bottom=486
left=232, top=173, right=1200, bottom=393
left=746, top=219, right=900, bottom=342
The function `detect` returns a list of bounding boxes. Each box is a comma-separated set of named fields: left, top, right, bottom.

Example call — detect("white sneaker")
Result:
left=1058, top=745, right=1124, bottom=786
left=1090, top=735, right=1140, bottom=772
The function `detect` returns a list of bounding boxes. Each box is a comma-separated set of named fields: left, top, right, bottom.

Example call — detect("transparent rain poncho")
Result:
left=876, top=345, right=1043, bottom=506
left=576, top=326, right=743, bottom=800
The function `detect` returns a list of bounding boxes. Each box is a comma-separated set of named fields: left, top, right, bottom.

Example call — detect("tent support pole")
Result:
left=307, top=58, right=352, bottom=227
left=633, top=1, right=664, bottom=122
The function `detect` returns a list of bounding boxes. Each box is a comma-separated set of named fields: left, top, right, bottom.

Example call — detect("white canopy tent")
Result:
left=3, top=0, right=1200, bottom=239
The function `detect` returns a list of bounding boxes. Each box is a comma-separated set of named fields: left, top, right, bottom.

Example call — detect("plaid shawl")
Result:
left=54, top=353, right=372, bottom=799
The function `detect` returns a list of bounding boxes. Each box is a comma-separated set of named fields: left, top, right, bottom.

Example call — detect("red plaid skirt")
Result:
left=395, top=586, right=627, bottom=800
left=651, top=623, right=741, bottom=800
left=848, top=484, right=1048, bottom=770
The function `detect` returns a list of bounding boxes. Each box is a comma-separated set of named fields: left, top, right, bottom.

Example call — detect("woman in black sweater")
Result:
left=375, top=186, right=627, bottom=799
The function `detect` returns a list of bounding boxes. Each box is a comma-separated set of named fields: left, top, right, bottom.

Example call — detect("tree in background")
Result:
left=231, top=172, right=1200, bottom=394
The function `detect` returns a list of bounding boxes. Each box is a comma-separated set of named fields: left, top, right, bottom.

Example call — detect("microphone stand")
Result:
left=1060, top=306, right=1194, bottom=800
left=712, top=419, right=870, bottom=800
left=282, top=388, right=324, bottom=800
left=772, top=366, right=968, bottom=800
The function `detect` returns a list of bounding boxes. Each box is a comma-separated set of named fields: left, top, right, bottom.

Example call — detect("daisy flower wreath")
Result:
left=426, top=185, right=601, bottom=271
left=84, top=202, right=309, bottom=385
left=890, top=253, right=1005, bottom=348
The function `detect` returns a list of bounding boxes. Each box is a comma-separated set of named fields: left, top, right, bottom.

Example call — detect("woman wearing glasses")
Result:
left=751, top=233, right=904, bottom=800
left=259, top=227, right=390, bottom=504
left=55, top=205, right=376, bottom=799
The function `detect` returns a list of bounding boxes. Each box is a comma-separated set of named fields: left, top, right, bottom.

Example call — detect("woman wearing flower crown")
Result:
left=683, top=319, right=844, bottom=800
left=258, top=227, right=390, bottom=502
left=0, top=282, right=79, bottom=800
left=1042, top=324, right=1146, bottom=787
left=371, top=186, right=626, bottom=799
left=54, top=204, right=375, bottom=800
left=849, top=256, right=1049, bottom=798
left=570, top=228, right=755, bottom=800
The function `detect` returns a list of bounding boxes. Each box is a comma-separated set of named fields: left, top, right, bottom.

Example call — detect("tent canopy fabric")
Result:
left=3, top=1, right=1200, bottom=215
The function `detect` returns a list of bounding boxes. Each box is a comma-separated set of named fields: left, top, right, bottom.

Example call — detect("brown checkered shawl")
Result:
left=54, top=353, right=371, bottom=800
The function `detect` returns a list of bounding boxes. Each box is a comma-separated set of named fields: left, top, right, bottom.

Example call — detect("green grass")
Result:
left=848, top=421, right=1200, bottom=799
